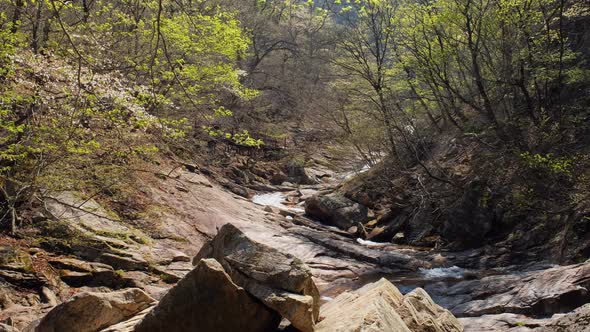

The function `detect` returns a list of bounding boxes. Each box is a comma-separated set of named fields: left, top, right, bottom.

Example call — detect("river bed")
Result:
left=247, top=163, right=565, bottom=331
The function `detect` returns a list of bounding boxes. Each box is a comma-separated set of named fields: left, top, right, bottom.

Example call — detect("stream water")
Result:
left=250, top=163, right=475, bottom=294
left=250, top=167, right=475, bottom=289
left=248, top=163, right=536, bottom=324
left=252, top=192, right=305, bottom=213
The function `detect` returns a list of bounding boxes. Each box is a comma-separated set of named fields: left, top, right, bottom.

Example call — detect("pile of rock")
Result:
left=25, top=224, right=321, bottom=332
left=21, top=223, right=463, bottom=332
left=190, top=223, right=320, bottom=332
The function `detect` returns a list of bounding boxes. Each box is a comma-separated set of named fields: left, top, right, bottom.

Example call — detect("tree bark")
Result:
left=11, top=0, right=25, bottom=33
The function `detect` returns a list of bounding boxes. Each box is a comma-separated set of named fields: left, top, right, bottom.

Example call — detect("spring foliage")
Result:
left=0, top=0, right=257, bottom=232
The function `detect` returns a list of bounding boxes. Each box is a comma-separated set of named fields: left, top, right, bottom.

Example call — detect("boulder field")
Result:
left=3, top=166, right=590, bottom=331
left=23, top=224, right=462, bottom=332
left=6, top=219, right=590, bottom=331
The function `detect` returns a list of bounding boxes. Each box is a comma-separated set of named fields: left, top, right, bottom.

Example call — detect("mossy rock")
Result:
left=0, top=246, right=34, bottom=272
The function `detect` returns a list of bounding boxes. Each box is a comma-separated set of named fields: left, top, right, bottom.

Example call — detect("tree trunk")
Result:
left=11, top=0, right=25, bottom=33
left=31, top=1, right=45, bottom=53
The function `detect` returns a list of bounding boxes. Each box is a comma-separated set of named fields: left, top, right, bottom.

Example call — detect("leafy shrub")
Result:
left=519, top=151, right=574, bottom=176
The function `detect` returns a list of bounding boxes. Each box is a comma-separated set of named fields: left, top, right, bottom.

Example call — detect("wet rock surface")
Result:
left=426, top=262, right=590, bottom=318
left=289, top=227, right=429, bottom=271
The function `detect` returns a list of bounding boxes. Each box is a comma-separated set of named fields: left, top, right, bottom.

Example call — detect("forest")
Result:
left=0, top=0, right=589, bottom=331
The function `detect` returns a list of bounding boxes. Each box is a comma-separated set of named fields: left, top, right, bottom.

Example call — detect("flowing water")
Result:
left=250, top=163, right=507, bottom=303
left=252, top=192, right=305, bottom=213
left=251, top=180, right=477, bottom=299
left=340, top=163, right=373, bottom=180
left=252, top=182, right=577, bottom=330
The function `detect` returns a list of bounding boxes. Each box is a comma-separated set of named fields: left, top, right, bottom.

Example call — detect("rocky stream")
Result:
left=249, top=164, right=590, bottom=331
left=1, top=162, right=589, bottom=331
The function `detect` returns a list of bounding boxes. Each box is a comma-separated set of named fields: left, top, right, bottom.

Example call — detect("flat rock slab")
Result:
left=45, top=192, right=132, bottom=236
left=537, top=303, right=590, bottom=331
left=459, top=313, right=550, bottom=331
left=427, top=262, right=590, bottom=318
left=0, top=269, right=46, bottom=289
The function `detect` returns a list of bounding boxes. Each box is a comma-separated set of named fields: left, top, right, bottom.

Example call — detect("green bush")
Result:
left=519, top=151, right=574, bottom=176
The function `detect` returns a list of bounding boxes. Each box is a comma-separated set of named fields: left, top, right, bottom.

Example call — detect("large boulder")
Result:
left=270, top=172, right=289, bottom=185
left=193, top=223, right=320, bottom=332
left=48, top=257, right=126, bottom=288
left=134, top=258, right=280, bottom=332
left=316, top=278, right=462, bottom=332
left=316, top=278, right=410, bottom=332
left=34, top=288, right=155, bottom=332
left=397, top=288, right=463, bottom=332
left=305, top=194, right=369, bottom=230
left=285, top=164, right=318, bottom=185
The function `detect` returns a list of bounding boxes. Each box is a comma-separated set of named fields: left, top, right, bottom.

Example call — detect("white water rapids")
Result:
left=419, top=266, right=467, bottom=279
left=252, top=192, right=305, bottom=213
